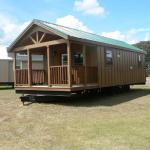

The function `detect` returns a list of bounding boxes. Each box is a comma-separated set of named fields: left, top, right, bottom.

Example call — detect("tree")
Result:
left=133, top=41, right=150, bottom=53
left=133, top=41, right=150, bottom=76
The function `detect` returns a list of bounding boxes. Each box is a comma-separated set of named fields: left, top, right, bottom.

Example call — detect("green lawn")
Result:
left=0, top=82, right=150, bottom=150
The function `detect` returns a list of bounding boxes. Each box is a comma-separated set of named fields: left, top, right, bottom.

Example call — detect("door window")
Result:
left=61, top=54, right=68, bottom=65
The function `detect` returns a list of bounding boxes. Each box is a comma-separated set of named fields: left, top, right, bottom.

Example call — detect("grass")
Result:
left=0, top=81, right=150, bottom=150
left=0, top=85, right=14, bottom=90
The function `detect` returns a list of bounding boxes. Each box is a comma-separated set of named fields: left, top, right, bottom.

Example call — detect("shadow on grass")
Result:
left=24, top=88, right=150, bottom=107
left=0, top=87, right=14, bottom=90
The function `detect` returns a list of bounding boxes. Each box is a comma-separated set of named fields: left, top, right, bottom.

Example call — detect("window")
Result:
left=105, top=49, right=113, bottom=64
left=138, top=55, right=142, bottom=66
left=17, top=53, right=27, bottom=56
left=138, top=55, right=141, bottom=62
left=16, top=60, right=21, bottom=69
left=16, top=52, right=28, bottom=69
left=73, top=52, right=83, bottom=65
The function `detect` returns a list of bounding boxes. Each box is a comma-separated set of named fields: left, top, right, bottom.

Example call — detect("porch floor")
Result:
left=15, top=83, right=99, bottom=94
left=26, top=83, right=98, bottom=88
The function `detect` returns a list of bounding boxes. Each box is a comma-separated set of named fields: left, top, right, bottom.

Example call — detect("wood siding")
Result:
left=98, top=46, right=145, bottom=88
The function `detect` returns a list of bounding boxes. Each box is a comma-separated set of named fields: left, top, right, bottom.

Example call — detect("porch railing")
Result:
left=50, top=66, right=68, bottom=85
left=16, top=69, right=28, bottom=85
left=15, top=69, right=46, bottom=85
left=71, top=66, right=85, bottom=84
left=15, top=66, right=98, bottom=86
left=32, top=70, right=46, bottom=85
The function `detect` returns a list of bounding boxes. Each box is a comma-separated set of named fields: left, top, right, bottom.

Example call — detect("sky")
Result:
left=0, top=0, right=150, bottom=59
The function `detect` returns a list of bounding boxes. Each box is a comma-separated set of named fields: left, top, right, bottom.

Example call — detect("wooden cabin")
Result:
left=8, top=19, right=146, bottom=95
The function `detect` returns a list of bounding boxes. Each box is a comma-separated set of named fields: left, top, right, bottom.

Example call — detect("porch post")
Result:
left=27, top=49, right=32, bottom=86
left=43, top=51, right=47, bottom=84
left=83, top=45, right=87, bottom=86
left=67, top=41, right=72, bottom=87
left=13, top=52, right=16, bottom=85
left=47, top=46, right=51, bottom=86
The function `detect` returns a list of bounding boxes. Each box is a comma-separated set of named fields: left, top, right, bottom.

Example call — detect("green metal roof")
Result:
left=34, top=19, right=143, bottom=53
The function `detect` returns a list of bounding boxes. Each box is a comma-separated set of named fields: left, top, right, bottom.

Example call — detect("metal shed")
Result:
left=0, top=59, right=14, bottom=86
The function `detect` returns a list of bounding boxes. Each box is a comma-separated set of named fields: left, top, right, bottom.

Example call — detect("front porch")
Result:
left=14, top=42, right=98, bottom=90
left=9, top=23, right=99, bottom=92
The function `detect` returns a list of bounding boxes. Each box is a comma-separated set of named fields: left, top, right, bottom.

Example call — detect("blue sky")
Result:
left=0, top=0, right=150, bottom=58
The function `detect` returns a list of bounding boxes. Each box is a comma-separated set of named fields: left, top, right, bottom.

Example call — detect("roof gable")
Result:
left=8, top=20, right=68, bottom=52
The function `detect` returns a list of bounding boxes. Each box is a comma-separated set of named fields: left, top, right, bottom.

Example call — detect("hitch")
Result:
left=20, top=95, right=36, bottom=105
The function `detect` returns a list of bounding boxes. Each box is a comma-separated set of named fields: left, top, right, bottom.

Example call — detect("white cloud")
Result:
left=56, top=15, right=92, bottom=32
left=101, top=28, right=150, bottom=44
left=144, top=32, right=150, bottom=41
left=0, top=45, right=12, bottom=59
left=0, top=14, right=30, bottom=59
left=74, top=0, right=105, bottom=15
left=102, top=30, right=125, bottom=41
left=0, top=14, right=30, bottom=45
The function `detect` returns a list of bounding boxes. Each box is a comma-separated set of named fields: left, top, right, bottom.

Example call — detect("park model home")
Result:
left=8, top=19, right=146, bottom=95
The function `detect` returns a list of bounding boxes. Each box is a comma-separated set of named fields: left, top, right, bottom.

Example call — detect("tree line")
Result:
left=133, top=41, right=150, bottom=76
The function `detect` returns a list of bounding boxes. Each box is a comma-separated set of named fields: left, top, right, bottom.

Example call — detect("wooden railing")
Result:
left=71, top=66, right=85, bottom=85
left=15, top=66, right=98, bottom=86
left=50, top=66, right=68, bottom=85
left=16, top=69, right=28, bottom=85
left=32, top=70, right=46, bottom=85
left=15, top=69, right=46, bottom=85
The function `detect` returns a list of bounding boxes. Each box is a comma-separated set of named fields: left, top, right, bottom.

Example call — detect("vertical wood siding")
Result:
left=98, top=46, right=146, bottom=88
